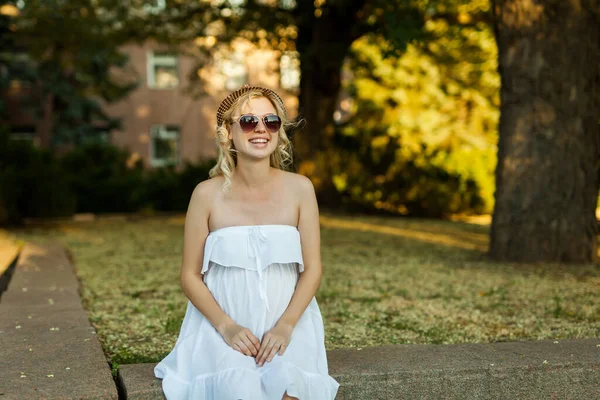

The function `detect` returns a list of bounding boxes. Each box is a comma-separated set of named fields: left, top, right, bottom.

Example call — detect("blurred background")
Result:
left=0, top=0, right=502, bottom=222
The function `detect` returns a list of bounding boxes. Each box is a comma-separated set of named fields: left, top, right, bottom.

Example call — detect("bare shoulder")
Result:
left=189, top=176, right=223, bottom=214
left=280, top=170, right=315, bottom=197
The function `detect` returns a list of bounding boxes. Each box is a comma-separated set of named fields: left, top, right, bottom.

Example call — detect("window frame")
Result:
left=147, top=51, right=180, bottom=90
left=143, top=0, right=166, bottom=14
left=149, top=124, right=180, bottom=167
left=9, top=126, right=37, bottom=142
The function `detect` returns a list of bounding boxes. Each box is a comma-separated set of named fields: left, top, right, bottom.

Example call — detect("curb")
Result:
left=0, top=242, right=118, bottom=399
left=119, top=339, right=600, bottom=399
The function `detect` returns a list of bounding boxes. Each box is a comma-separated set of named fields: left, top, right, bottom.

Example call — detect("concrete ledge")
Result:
left=120, top=339, right=600, bottom=399
left=0, top=242, right=117, bottom=399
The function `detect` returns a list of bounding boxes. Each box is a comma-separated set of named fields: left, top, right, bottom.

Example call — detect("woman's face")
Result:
left=228, top=96, right=279, bottom=158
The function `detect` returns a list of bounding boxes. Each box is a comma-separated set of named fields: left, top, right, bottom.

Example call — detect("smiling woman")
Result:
left=153, top=85, right=339, bottom=400
left=209, top=85, right=297, bottom=194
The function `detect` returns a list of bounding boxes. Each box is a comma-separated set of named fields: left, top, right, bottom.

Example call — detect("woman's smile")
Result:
left=248, top=139, right=270, bottom=149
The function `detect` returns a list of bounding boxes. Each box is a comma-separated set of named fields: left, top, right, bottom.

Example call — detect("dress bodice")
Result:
left=202, top=224, right=305, bottom=311
left=202, top=224, right=304, bottom=274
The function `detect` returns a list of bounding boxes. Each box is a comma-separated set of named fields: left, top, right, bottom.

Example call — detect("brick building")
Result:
left=4, top=38, right=301, bottom=169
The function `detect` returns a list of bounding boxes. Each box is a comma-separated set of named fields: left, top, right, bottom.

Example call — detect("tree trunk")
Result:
left=295, top=57, right=345, bottom=207
left=490, top=0, right=600, bottom=263
left=293, top=1, right=366, bottom=208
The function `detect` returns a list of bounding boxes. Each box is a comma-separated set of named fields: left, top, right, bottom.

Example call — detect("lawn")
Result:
left=8, top=212, right=600, bottom=364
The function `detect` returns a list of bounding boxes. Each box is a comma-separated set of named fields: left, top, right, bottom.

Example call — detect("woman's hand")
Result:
left=256, top=322, right=293, bottom=367
left=219, top=322, right=260, bottom=357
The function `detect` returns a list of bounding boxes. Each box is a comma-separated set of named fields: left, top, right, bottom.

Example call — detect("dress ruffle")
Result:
left=157, top=361, right=339, bottom=400
left=201, top=225, right=305, bottom=275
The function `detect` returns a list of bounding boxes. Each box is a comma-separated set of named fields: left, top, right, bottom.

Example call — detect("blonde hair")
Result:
left=208, top=90, right=295, bottom=193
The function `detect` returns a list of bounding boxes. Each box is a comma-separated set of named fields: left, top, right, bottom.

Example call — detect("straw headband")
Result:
left=216, top=85, right=287, bottom=127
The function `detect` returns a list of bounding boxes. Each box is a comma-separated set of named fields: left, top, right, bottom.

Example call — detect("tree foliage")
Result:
left=1, top=0, right=138, bottom=146
left=331, top=0, right=499, bottom=216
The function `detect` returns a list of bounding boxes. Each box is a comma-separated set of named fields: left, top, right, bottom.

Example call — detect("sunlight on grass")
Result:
left=0, top=229, right=22, bottom=275
left=9, top=213, right=599, bottom=365
left=320, top=215, right=489, bottom=251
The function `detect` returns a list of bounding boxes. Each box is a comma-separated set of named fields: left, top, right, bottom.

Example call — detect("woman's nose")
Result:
left=254, top=118, right=266, bottom=132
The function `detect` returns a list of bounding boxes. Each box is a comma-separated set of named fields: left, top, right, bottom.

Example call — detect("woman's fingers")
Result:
left=232, top=343, right=244, bottom=355
left=247, top=332, right=261, bottom=350
left=277, top=343, right=287, bottom=356
left=224, top=325, right=261, bottom=357
left=235, top=339, right=253, bottom=356
left=265, top=343, right=280, bottom=363
left=256, top=336, right=272, bottom=365
left=240, top=334, right=258, bottom=356
left=257, top=338, right=280, bottom=366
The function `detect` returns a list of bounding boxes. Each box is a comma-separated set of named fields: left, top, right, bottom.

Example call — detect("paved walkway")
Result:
left=0, top=242, right=117, bottom=399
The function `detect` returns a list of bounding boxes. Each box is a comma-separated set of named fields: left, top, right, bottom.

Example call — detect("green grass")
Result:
left=8, top=212, right=600, bottom=364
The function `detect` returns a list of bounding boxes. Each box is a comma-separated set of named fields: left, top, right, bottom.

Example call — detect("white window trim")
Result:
left=143, top=0, right=166, bottom=14
left=280, top=0, right=296, bottom=10
left=147, top=51, right=179, bottom=89
left=150, top=124, right=180, bottom=167
left=9, top=127, right=36, bottom=141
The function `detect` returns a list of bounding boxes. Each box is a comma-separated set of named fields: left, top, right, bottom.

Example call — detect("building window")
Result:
left=143, top=0, right=166, bottom=14
left=215, top=49, right=248, bottom=91
left=9, top=126, right=36, bottom=142
left=147, top=52, right=179, bottom=89
left=280, top=0, right=296, bottom=9
left=280, top=51, right=300, bottom=91
left=150, top=125, right=179, bottom=167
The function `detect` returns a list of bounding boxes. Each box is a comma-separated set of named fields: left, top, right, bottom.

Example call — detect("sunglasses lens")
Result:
left=238, top=115, right=259, bottom=132
left=264, top=115, right=282, bottom=133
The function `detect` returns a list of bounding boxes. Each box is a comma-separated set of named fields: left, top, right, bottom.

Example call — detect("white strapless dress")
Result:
left=154, top=224, right=339, bottom=399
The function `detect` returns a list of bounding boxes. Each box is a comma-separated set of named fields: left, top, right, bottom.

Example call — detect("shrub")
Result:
left=0, top=131, right=76, bottom=225
left=141, top=160, right=213, bottom=212
left=60, top=143, right=146, bottom=213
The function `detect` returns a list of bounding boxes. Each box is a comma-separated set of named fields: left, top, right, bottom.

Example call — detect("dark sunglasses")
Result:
left=231, top=114, right=282, bottom=133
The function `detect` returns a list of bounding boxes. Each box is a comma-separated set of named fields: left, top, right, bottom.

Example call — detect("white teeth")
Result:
left=249, top=139, right=268, bottom=143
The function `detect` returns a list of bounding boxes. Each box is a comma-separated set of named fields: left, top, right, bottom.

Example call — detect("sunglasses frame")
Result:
left=231, top=113, right=282, bottom=134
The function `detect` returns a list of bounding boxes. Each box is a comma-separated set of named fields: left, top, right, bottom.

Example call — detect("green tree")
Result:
left=3, top=0, right=138, bottom=148
left=332, top=0, right=499, bottom=217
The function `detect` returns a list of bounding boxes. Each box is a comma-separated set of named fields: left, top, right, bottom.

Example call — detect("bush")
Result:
left=0, top=136, right=215, bottom=224
left=60, top=143, right=146, bottom=213
left=0, top=131, right=76, bottom=225
left=328, top=145, right=486, bottom=218
left=60, top=143, right=214, bottom=214
left=141, top=160, right=213, bottom=212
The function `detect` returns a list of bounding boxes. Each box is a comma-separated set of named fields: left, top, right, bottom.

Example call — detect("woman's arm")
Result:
left=277, top=175, right=322, bottom=328
left=180, top=182, right=260, bottom=357
left=255, top=175, right=322, bottom=366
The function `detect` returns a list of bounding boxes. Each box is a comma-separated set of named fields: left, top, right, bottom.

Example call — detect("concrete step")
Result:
left=0, top=242, right=117, bottom=400
left=119, top=338, right=600, bottom=399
